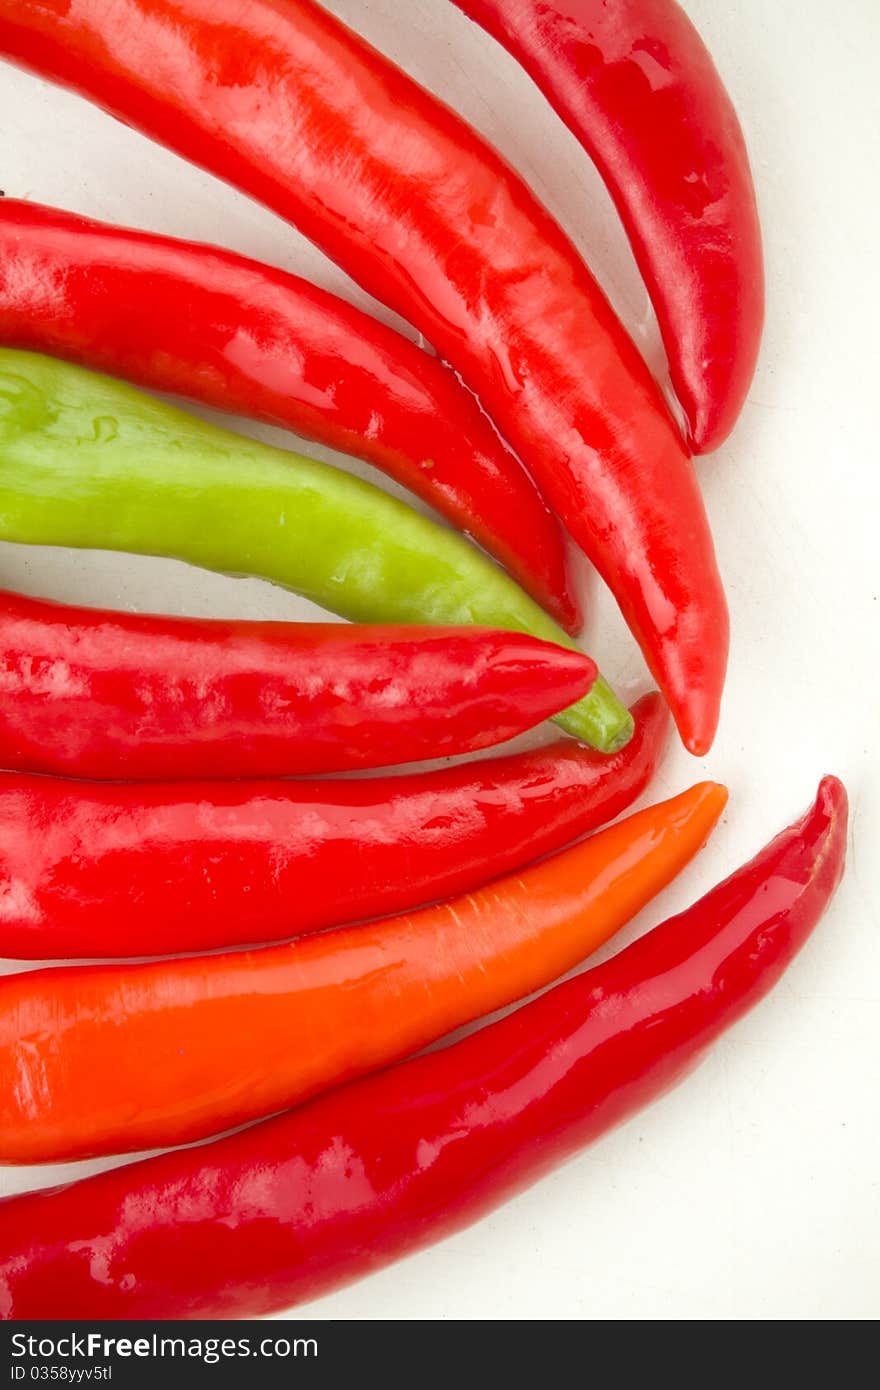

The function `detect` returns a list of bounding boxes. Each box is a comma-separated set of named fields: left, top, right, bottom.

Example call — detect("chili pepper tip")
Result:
left=816, top=775, right=847, bottom=814
left=808, top=777, right=849, bottom=886
left=557, top=673, right=633, bottom=753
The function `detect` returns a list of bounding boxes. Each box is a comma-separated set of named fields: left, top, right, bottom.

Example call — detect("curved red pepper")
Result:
left=451, top=0, right=764, bottom=453
left=0, top=0, right=729, bottom=755
left=0, top=777, right=846, bottom=1319
left=0, top=199, right=578, bottom=632
left=0, top=693, right=666, bottom=959
left=0, top=590, right=595, bottom=781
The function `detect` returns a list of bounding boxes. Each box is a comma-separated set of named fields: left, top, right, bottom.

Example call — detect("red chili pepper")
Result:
left=0, top=0, right=729, bottom=755
left=0, top=589, right=595, bottom=781
left=450, top=0, right=764, bottom=453
left=0, top=693, right=667, bottom=959
left=0, top=778, right=845, bottom=1319
left=0, top=199, right=578, bottom=632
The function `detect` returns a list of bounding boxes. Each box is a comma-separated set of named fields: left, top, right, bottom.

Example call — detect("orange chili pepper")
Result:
left=0, top=781, right=727, bottom=1164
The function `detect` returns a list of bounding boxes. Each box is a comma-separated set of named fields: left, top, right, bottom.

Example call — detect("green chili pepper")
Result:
left=0, top=349, right=631, bottom=751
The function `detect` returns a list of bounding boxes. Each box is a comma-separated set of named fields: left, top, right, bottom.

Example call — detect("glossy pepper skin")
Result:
left=0, top=200, right=578, bottom=631
left=0, top=590, right=597, bottom=781
left=0, top=782, right=726, bottom=1162
left=451, top=0, right=764, bottom=453
left=0, top=0, right=728, bottom=756
left=0, top=778, right=845, bottom=1319
left=0, top=693, right=666, bottom=960
left=0, top=349, right=630, bottom=751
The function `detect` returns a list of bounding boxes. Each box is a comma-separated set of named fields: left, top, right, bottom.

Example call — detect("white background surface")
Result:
left=0, top=0, right=877, bottom=1321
